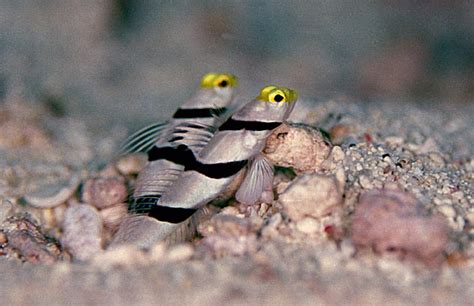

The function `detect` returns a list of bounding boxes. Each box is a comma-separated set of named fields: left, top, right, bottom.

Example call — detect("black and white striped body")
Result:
left=111, top=85, right=297, bottom=246
left=132, top=106, right=223, bottom=199
left=131, top=89, right=296, bottom=240
left=127, top=75, right=237, bottom=213
left=145, top=119, right=280, bottom=215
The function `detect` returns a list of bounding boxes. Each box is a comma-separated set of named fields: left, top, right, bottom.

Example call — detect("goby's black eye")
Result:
left=218, top=80, right=228, bottom=87
left=274, top=94, right=284, bottom=102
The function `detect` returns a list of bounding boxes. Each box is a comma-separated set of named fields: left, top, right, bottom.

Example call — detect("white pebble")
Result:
left=0, top=198, right=13, bottom=223
left=91, top=245, right=147, bottom=270
left=295, top=218, right=319, bottom=234
left=465, top=212, right=474, bottom=226
left=115, top=154, right=147, bottom=175
left=278, top=174, right=342, bottom=221
left=359, top=175, right=373, bottom=189
left=331, top=146, right=345, bottom=162
left=166, top=244, right=194, bottom=262
left=451, top=191, right=465, bottom=201
left=62, top=204, right=103, bottom=261
left=385, top=136, right=404, bottom=146
left=24, top=176, right=80, bottom=208
left=438, top=205, right=456, bottom=219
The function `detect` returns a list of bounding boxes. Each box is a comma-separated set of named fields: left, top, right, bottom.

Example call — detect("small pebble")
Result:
left=0, top=231, right=7, bottom=244
left=295, top=218, right=319, bottom=234
left=220, top=206, right=241, bottom=216
left=82, top=177, right=127, bottom=209
left=261, top=213, right=282, bottom=239
left=197, top=234, right=258, bottom=258
left=91, top=245, right=148, bottom=270
left=438, top=205, right=456, bottom=219
left=0, top=118, right=53, bottom=150
left=24, top=176, right=80, bottom=209
left=267, top=213, right=283, bottom=228
left=428, top=152, right=445, bottom=167
left=359, top=175, right=373, bottom=189
left=196, top=212, right=259, bottom=257
left=321, top=146, right=345, bottom=171
left=115, top=154, right=147, bottom=175
left=40, top=208, right=57, bottom=229
left=2, top=216, right=63, bottom=264
left=165, top=243, right=194, bottom=262
left=329, top=124, right=351, bottom=143
left=452, top=216, right=465, bottom=232
left=331, top=146, right=345, bottom=162
left=98, top=164, right=121, bottom=178
left=417, top=137, right=439, bottom=154
left=465, top=212, right=474, bottom=226
left=351, top=189, right=449, bottom=267
left=0, top=199, right=13, bottom=223
left=6, top=231, right=58, bottom=264
left=334, top=168, right=346, bottom=189
left=198, top=214, right=253, bottom=238
left=278, top=174, right=342, bottom=221
left=149, top=243, right=167, bottom=261
left=61, top=204, right=103, bottom=261
left=53, top=204, right=67, bottom=227
left=451, top=191, right=464, bottom=201
left=385, top=136, right=404, bottom=146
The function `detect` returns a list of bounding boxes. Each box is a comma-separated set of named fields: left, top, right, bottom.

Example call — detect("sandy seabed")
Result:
left=0, top=96, right=473, bottom=305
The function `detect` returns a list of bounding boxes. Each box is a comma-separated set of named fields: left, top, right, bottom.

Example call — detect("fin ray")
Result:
left=235, top=155, right=274, bottom=205
left=119, top=122, right=168, bottom=154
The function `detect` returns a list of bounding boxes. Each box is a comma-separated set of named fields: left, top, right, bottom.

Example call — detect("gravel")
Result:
left=0, top=95, right=473, bottom=305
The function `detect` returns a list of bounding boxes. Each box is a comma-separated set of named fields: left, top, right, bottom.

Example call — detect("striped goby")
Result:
left=113, top=85, right=297, bottom=244
left=121, top=73, right=237, bottom=213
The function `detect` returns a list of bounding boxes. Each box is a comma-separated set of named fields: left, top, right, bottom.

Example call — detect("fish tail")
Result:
left=109, top=206, right=212, bottom=248
left=164, top=206, right=212, bottom=244
left=109, top=214, right=181, bottom=249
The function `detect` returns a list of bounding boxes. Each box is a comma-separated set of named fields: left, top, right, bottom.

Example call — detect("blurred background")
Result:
left=1, top=0, right=473, bottom=131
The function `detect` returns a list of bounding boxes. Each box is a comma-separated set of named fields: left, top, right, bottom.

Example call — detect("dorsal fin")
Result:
left=119, top=122, right=168, bottom=155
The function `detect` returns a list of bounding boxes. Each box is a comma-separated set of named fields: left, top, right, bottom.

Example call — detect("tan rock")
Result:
left=165, top=243, right=194, bottom=262
left=263, top=123, right=332, bottom=173
left=115, top=154, right=147, bottom=175
left=278, top=174, right=343, bottom=221
left=61, top=204, right=103, bottom=261
left=91, top=245, right=148, bottom=270
left=3, top=216, right=64, bottom=264
left=0, top=198, right=13, bottom=223
left=198, top=214, right=253, bottom=238
left=359, top=175, right=373, bottom=189
left=331, top=146, right=345, bottom=162
left=24, top=176, right=80, bottom=209
left=351, top=189, right=449, bottom=267
left=82, top=176, right=128, bottom=209
left=466, top=211, right=474, bottom=226
left=296, top=217, right=320, bottom=234
left=149, top=242, right=167, bottom=261
left=329, top=124, right=352, bottom=143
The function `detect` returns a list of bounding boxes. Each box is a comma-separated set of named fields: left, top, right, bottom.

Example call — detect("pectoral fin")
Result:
left=235, top=154, right=274, bottom=206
